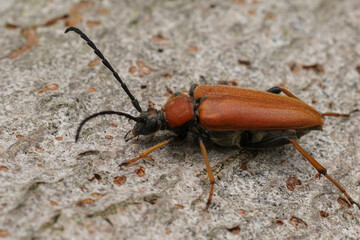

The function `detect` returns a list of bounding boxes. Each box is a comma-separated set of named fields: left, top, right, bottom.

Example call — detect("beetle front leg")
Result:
left=267, top=86, right=299, bottom=100
left=289, top=139, right=360, bottom=209
left=199, top=138, right=216, bottom=209
left=119, top=139, right=172, bottom=167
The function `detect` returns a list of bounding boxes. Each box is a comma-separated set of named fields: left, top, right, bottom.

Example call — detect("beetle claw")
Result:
left=205, top=201, right=211, bottom=209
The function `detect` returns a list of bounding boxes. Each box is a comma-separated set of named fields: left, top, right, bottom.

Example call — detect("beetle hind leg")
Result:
left=199, top=138, right=216, bottom=209
left=289, top=139, right=359, bottom=208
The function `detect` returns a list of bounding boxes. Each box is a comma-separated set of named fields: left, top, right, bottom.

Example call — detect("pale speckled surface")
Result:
left=0, top=0, right=360, bottom=239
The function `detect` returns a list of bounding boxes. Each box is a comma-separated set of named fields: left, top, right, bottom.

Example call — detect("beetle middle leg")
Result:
left=119, top=139, right=172, bottom=167
left=199, top=138, right=215, bottom=209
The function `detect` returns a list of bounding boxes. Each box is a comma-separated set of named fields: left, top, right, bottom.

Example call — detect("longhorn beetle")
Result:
left=65, top=27, right=359, bottom=209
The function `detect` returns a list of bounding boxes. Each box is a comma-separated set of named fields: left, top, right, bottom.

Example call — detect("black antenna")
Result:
left=75, top=111, right=143, bottom=142
left=65, top=27, right=143, bottom=113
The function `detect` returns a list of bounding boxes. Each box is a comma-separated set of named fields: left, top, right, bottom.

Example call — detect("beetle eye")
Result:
left=132, top=110, right=160, bottom=136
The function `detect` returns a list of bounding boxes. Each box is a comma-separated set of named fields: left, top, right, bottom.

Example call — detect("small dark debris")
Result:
left=238, top=59, right=251, bottom=66
left=86, top=20, right=102, bottom=27
left=144, top=194, right=160, bottom=205
left=140, top=85, right=147, bottom=89
left=89, top=173, right=102, bottom=182
left=129, top=66, right=137, bottom=74
left=0, top=166, right=9, bottom=171
left=43, top=14, right=68, bottom=26
left=356, top=66, right=360, bottom=74
left=105, top=135, right=114, bottom=140
left=153, top=34, right=165, bottom=42
left=240, top=162, right=247, bottom=170
left=76, top=198, right=95, bottom=206
left=158, top=48, right=164, bottom=53
left=187, top=45, right=198, bottom=52
left=135, top=166, right=146, bottom=177
left=237, top=209, right=247, bottom=215
left=5, top=23, right=20, bottom=29
left=114, top=176, right=126, bottom=186
left=88, top=58, right=99, bottom=68
left=77, top=150, right=100, bottom=159
left=29, top=181, right=46, bottom=191
left=161, top=73, right=172, bottom=79
left=320, top=210, right=329, bottom=218
left=265, top=12, right=276, bottom=19
left=286, top=176, right=302, bottom=191
left=165, top=85, right=174, bottom=95
left=288, top=62, right=300, bottom=74
left=248, top=9, right=256, bottom=16
left=105, top=218, right=113, bottom=226
left=273, top=219, right=284, bottom=225
left=217, top=80, right=239, bottom=86
left=302, top=63, right=325, bottom=74
left=226, top=225, right=240, bottom=234
left=136, top=59, right=153, bottom=76
left=289, top=216, right=307, bottom=228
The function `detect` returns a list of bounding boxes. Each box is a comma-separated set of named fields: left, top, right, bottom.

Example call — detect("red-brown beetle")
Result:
left=66, top=27, right=359, bottom=209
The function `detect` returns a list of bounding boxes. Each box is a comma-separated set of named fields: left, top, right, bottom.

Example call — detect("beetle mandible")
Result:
left=65, top=27, right=359, bottom=209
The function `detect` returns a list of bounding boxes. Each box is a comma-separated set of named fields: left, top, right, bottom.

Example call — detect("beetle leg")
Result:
left=267, top=87, right=359, bottom=119
left=321, top=109, right=358, bottom=118
left=242, top=135, right=359, bottom=208
left=267, top=86, right=299, bottom=100
left=241, top=135, right=292, bottom=149
left=289, top=139, right=360, bottom=209
left=199, top=138, right=215, bottom=209
left=119, top=139, right=172, bottom=167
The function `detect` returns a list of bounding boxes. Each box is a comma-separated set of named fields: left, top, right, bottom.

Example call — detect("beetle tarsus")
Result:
left=199, top=139, right=216, bottom=209
left=321, top=109, right=359, bottom=118
left=205, top=199, right=211, bottom=209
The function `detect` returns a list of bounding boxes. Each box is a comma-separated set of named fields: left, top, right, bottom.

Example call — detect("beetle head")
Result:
left=132, top=108, right=164, bottom=136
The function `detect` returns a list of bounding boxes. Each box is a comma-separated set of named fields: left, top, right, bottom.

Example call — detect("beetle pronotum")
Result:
left=66, top=27, right=359, bottom=209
